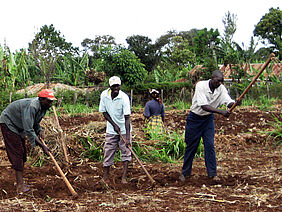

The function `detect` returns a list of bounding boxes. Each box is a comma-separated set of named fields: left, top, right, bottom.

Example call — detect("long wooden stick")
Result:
left=118, top=132, right=156, bottom=184
left=41, top=139, right=78, bottom=197
left=229, top=53, right=275, bottom=112
left=52, top=106, right=69, bottom=163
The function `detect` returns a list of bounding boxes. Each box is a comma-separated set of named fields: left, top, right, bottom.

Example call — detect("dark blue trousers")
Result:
left=181, top=112, right=217, bottom=177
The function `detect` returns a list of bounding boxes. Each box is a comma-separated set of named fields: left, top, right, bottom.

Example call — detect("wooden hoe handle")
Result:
left=119, top=133, right=156, bottom=184
left=229, top=53, right=276, bottom=112
left=41, top=139, right=78, bottom=197
left=52, top=106, right=69, bottom=163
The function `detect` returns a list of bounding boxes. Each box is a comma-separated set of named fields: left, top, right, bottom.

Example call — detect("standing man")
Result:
left=180, top=70, right=240, bottom=181
left=99, top=76, right=132, bottom=184
left=144, top=89, right=165, bottom=132
left=0, top=89, right=56, bottom=193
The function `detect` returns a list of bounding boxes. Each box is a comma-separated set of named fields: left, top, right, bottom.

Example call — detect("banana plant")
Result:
left=14, top=49, right=31, bottom=87
left=6, top=49, right=18, bottom=90
left=54, top=53, right=89, bottom=86
left=0, top=45, right=6, bottom=89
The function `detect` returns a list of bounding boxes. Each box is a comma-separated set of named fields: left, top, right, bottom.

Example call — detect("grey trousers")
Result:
left=103, top=133, right=132, bottom=167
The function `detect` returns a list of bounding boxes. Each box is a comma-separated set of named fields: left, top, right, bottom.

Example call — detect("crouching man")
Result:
left=0, top=89, right=56, bottom=193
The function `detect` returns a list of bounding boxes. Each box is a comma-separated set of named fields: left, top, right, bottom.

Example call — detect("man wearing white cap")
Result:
left=99, top=76, right=132, bottom=184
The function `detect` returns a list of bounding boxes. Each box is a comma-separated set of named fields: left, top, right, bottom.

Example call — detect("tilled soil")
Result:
left=0, top=105, right=281, bottom=211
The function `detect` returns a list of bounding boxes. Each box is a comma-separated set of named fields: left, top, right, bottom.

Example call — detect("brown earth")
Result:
left=0, top=105, right=281, bottom=211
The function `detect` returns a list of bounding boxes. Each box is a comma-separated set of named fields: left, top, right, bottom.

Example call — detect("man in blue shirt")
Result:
left=99, top=76, right=132, bottom=184
left=0, top=89, right=55, bottom=193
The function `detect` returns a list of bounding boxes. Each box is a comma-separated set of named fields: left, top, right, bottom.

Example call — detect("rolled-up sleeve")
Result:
left=22, top=106, right=38, bottom=148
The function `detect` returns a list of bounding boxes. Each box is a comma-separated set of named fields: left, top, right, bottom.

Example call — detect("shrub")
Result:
left=55, top=89, right=102, bottom=106
left=0, top=91, right=26, bottom=112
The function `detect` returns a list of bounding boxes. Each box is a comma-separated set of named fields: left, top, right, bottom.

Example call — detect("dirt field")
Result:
left=0, top=104, right=281, bottom=211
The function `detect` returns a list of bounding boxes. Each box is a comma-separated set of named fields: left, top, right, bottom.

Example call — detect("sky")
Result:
left=1, top=0, right=281, bottom=52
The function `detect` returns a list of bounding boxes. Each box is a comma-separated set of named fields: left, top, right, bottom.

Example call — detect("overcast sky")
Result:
left=1, top=0, right=281, bottom=52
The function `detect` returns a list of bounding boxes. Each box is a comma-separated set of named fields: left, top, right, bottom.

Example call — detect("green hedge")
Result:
left=122, top=82, right=193, bottom=92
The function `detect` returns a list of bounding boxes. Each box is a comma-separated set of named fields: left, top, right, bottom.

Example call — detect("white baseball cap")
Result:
left=109, top=76, right=121, bottom=86
left=150, top=89, right=159, bottom=94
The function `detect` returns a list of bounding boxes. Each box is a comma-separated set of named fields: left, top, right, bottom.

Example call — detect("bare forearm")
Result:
left=201, top=105, right=230, bottom=118
left=103, top=112, right=115, bottom=127
left=201, top=105, right=222, bottom=114
left=125, top=115, right=130, bottom=135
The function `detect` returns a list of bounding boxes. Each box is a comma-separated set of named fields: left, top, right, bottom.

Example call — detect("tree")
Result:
left=29, top=24, right=78, bottom=87
left=54, top=54, right=89, bottom=86
left=155, top=30, right=178, bottom=50
left=96, top=45, right=147, bottom=86
left=81, top=35, right=116, bottom=58
left=126, top=35, right=159, bottom=72
left=254, top=7, right=282, bottom=58
left=219, top=11, right=238, bottom=66
left=222, top=11, right=237, bottom=44
left=192, top=28, right=221, bottom=63
left=155, top=29, right=198, bottom=53
left=162, top=36, right=195, bottom=72
left=29, top=24, right=78, bottom=56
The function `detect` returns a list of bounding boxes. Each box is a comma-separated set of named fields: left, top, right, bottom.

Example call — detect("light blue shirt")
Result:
left=99, top=88, right=131, bottom=135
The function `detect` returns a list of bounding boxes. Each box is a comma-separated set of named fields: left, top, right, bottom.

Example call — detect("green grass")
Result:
left=242, top=95, right=278, bottom=110
left=143, top=127, right=204, bottom=162
left=62, top=104, right=98, bottom=115
left=165, top=100, right=191, bottom=110
left=259, top=115, right=282, bottom=146
left=131, top=104, right=144, bottom=112
left=80, top=136, right=104, bottom=161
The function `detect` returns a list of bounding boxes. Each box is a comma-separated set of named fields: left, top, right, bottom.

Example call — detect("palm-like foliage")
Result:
left=54, top=53, right=89, bottom=86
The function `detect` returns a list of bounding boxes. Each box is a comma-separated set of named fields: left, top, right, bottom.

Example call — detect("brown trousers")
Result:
left=0, top=123, right=27, bottom=171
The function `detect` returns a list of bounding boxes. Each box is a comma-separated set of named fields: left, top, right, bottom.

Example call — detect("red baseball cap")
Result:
left=38, top=89, right=57, bottom=100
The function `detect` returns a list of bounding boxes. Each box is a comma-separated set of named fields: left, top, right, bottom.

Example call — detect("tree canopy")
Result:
left=96, top=45, right=147, bottom=86
left=126, top=35, right=159, bottom=72
left=254, top=7, right=282, bottom=58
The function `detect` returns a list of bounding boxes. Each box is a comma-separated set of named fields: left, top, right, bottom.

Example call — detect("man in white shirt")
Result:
left=180, top=70, right=241, bottom=182
left=99, top=76, right=132, bottom=184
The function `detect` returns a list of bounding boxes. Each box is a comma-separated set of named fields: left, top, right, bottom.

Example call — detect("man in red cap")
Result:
left=0, top=89, right=56, bottom=193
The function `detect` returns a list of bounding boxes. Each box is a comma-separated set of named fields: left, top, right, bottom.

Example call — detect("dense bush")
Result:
left=0, top=92, right=26, bottom=112
left=54, top=89, right=102, bottom=106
